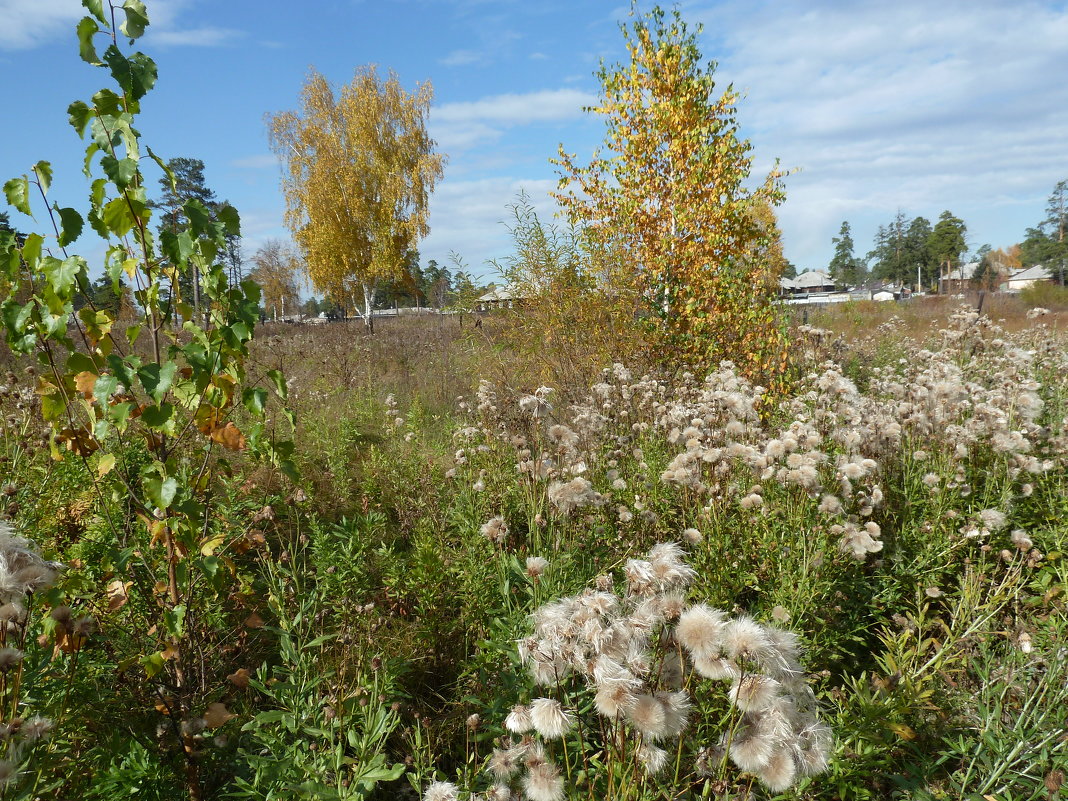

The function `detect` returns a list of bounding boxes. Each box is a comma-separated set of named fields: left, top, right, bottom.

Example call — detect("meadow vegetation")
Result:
left=0, top=2, right=1066, bottom=800
left=0, top=294, right=1065, bottom=799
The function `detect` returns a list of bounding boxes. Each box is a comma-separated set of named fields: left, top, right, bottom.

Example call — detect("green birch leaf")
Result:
left=140, top=403, right=174, bottom=428
left=120, top=0, right=149, bottom=40
left=141, top=651, right=165, bottom=678
left=147, top=146, right=175, bottom=191
left=83, top=0, right=108, bottom=25
left=216, top=204, right=240, bottom=236
left=110, top=401, right=132, bottom=430
left=3, top=177, right=31, bottom=216
left=242, top=387, right=267, bottom=416
left=144, top=476, right=178, bottom=509
left=93, top=373, right=118, bottom=404
left=68, top=100, right=93, bottom=137
left=127, top=52, right=158, bottom=100
left=107, top=353, right=137, bottom=388
left=77, top=16, right=101, bottom=64
left=91, top=88, right=124, bottom=117
left=266, top=369, right=288, bottom=400
left=160, top=229, right=194, bottom=264
left=55, top=206, right=84, bottom=247
left=67, top=351, right=98, bottom=374
left=21, top=233, right=43, bottom=268
left=32, top=161, right=52, bottom=196
left=101, top=196, right=146, bottom=237
left=42, top=256, right=84, bottom=294
left=100, top=155, right=138, bottom=190
left=90, top=178, right=107, bottom=208
left=138, top=362, right=177, bottom=402
left=102, top=46, right=134, bottom=104
left=82, top=142, right=100, bottom=177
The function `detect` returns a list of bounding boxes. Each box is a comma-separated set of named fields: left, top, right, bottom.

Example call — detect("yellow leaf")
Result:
left=888, top=723, right=916, bottom=741
left=209, top=421, right=247, bottom=451
left=200, top=532, right=226, bottom=556
left=97, top=453, right=116, bottom=477
left=227, top=668, right=251, bottom=689
left=74, top=371, right=98, bottom=398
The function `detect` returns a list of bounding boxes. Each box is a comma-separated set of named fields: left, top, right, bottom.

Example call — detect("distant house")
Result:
left=791, top=270, right=837, bottom=294
left=1002, top=264, right=1054, bottom=292
left=939, top=261, right=979, bottom=294
left=851, top=280, right=908, bottom=302
left=777, top=271, right=852, bottom=305
left=477, top=283, right=533, bottom=310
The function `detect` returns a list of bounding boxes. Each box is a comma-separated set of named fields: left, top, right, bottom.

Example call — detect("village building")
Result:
left=939, top=261, right=979, bottom=294
left=1001, top=264, right=1056, bottom=292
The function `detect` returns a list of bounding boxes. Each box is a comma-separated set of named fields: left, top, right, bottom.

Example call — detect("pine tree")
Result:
left=828, top=221, right=863, bottom=286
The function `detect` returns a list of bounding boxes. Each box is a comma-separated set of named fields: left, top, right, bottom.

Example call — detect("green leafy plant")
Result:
left=0, top=2, right=294, bottom=796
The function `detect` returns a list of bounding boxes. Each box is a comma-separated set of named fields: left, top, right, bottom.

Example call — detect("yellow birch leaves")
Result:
left=267, top=67, right=444, bottom=307
left=554, top=6, right=790, bottom=385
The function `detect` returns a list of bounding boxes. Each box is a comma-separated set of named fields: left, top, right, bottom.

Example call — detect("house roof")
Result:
left=943, top=261, right=979, bottom=281
left=779, top=276, right=797, bottom=289
left=477, top=282, right=536, bottom=303
left=793, top=270, right=835, bottom=288
left=1008, top=264, right=1052, bottom=282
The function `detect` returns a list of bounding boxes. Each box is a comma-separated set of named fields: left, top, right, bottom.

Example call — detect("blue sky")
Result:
left=2, top=0, right=1067, bottom=290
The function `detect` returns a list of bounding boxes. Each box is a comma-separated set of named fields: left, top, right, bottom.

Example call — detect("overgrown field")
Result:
left=1, top=299, right=1065, bottom=800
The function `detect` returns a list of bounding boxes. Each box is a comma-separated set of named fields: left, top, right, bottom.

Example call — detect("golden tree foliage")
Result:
left=553, top=6, right=790, bottom=382
left=266, top=67, right=444, bottom=326
left=249, top=239, right=302, bottom=319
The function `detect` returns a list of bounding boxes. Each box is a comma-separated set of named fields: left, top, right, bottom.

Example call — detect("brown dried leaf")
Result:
left=106, top=579, right=131, bottom=612
left=209, top=422, right=247, bottom=451
left=244, top=612, right=264, bottom=629
left=74, top=371, right=98, bottom=399
left=203, top=702, right=235, bottom=729
left=227, top=668, right=250, bottom=689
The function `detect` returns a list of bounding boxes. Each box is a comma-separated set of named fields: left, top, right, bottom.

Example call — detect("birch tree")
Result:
left=250, top=239, right=301, bottom=320
left=267, top=67, right=444, bottom=329
left=553, top=5, right=789, bottom=380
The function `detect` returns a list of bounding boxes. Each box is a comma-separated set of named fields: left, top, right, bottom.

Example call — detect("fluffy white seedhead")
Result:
left=423, top=781, right=460, bottom=801
left=676, top=604, right=727, bottom=658
left=627, top=693, right=667, bottom=740
left=529, top=698, right=573, bottom=739
left=504, top=704, right=532, bottom=734
left=638, top=742, right=669, bottom=775
left=729, top=674, right=782, bottom=712
left=0, top=523, right=59, bottom=604
left=523, top=760, right=564, bottom=801
left=756, top=747, right=799, bottom=792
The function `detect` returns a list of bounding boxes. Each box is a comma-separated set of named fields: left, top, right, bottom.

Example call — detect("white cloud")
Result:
left=421, top=177, right=561, bottom=277
left=148, top=26, right=244, bottom=47
left=679, top=0, right=1068, bottom=268
left=435, top=88, right=596, bottom=125
left=440, top=48, right=483, bottom=66
left=431, top=87, right=597, bottom=153
left=0, top=0, right=238, bottom=51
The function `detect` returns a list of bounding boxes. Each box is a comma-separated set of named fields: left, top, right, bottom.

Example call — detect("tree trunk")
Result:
left=192, top=264, right=201, bottom=324
left=362, top=282, right=374, bottom=333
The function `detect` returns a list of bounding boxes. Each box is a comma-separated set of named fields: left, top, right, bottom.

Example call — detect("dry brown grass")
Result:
left=803, top=291, right=1067, bottom=342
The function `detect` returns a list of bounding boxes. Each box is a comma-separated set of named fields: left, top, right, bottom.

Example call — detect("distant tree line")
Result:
left=825, top=179, right=1067, bottom=289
